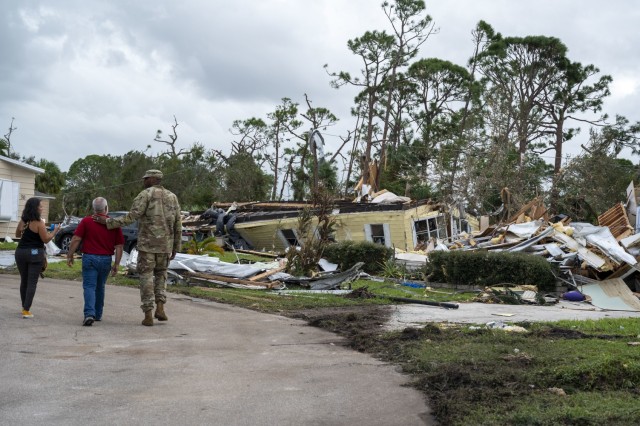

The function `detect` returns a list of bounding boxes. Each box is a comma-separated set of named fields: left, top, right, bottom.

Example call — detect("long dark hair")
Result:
left=21, top=197, right=42, bottom=223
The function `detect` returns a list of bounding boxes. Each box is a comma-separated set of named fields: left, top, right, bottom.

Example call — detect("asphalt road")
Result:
left=0, top=275, right=433, bottom=425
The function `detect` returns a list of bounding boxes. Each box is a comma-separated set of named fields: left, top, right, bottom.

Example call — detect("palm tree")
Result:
left=183, top=236, right=224, bottom=257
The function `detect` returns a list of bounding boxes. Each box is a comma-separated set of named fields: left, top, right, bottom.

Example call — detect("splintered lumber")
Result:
left=186, top=271, right=276, bottom=288
left=248, top=266, right=286, bottom=281
left=507, top=196, right=547, bottom=223
left=233, top=248, right=279, bottom=258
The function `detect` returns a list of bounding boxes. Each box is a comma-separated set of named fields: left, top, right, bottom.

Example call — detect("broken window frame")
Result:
left=413, top=215, right=447, bottom=246
left=451, top=215, right=470, bottom=238
left=278, top=228, right=301, bottom=247
left=364, top=223, right=391, bottom=247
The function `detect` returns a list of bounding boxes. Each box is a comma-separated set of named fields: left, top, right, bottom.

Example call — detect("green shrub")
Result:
left=323, top=241, right=393, bottom=274
left=424, top=250, right=557, bottom=291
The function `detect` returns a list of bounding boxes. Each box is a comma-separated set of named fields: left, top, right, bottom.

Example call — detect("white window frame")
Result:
left=0, top=179, right=20, bottom=222
left=364, top=223, right=391, bottom=247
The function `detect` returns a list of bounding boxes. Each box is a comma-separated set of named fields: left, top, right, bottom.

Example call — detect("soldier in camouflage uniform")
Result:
left=93, top=169, right=181, bottom=326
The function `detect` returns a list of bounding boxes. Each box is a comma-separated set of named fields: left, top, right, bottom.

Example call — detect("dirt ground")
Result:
left=288, top=304, right=394, bottom=351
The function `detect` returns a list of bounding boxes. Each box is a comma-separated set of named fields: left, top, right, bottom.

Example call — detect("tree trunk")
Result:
left=550, top=116, right=565, bottom=214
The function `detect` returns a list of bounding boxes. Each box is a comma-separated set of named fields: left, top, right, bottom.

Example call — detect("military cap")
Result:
left=142, top=169, right=163, bottom=179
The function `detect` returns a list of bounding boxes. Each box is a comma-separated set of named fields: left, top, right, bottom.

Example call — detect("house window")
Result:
left=279, top=229, right=300, bottom=247
left=364, top=223, right=391, bottom=247
left=414, top=215, right=447, bottom=244
left=0, top=179, right=20, bottom=222
left=451, top=216, right=470, bottom=237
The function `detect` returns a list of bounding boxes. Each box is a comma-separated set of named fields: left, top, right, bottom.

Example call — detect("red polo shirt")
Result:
left=74, top=214, right=125, bottom=255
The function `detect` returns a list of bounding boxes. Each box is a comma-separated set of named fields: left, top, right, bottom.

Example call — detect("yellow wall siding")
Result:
left=233, top=204, right=447, bottom=252
left=271, top=206, right=434, bottom=250
left=334, top=205, right=440, bottom=250
left=235, top=217, right=300, bottom=252
left=333, top=213, right=404, bottom=246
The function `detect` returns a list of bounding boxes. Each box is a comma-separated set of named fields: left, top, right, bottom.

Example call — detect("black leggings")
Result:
left=15, top=247, right=45, bottom=311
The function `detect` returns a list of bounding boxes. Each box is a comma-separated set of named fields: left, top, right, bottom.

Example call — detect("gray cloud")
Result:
left=1, top=0, right=638, bottom=171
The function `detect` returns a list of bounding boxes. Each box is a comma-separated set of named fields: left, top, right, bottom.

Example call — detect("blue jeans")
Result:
left=82, top=254, right=112, bottom=319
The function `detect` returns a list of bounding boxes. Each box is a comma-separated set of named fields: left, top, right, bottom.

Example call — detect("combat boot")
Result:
left=155, top=301, right=168, bottom=321
left=142, top=310, right=154, bottom=326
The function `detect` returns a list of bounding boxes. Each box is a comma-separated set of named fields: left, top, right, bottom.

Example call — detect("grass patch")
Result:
left=333, top=321, right=640, bottom=425
left=170, top=285, right=387, bottom=312
left=1, top=256, right=139, bottom=287
left=173, top=279, right=477, bottom=314
left=0, top=241, right=18, bottom=250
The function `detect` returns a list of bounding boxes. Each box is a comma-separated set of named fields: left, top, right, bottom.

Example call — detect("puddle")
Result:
left=0, top=250, right=17, bottom=268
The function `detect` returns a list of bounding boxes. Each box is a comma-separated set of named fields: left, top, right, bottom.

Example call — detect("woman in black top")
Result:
left=14, top=197, right=60, bottom=318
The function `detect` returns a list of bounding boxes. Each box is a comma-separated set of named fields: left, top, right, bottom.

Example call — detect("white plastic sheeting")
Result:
left=45, top=240, right=61, bottom=256
left=172, top=253, right=263, bottom=279
left=126, top=250, right=265, bottom=279
left=370, top=191, right=411, bottom=204
left=571, top=223, right=637, bottom=266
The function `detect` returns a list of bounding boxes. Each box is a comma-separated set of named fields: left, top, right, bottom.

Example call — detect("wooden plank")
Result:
left=233, top=248, right=279, bottom=258
left=507, top=196, right=545, bottom=224
left=248, top=266, right=286, bottom=281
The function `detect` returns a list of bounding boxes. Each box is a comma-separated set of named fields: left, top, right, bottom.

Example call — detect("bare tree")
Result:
left=154, top=116, right=193, bottom=158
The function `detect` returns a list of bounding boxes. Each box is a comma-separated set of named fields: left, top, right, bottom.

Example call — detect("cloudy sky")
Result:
left=2, top=0, right=639, bottom=172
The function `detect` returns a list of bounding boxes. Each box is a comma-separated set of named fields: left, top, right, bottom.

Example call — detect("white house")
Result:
left=0, top=155, right=45, bottom=239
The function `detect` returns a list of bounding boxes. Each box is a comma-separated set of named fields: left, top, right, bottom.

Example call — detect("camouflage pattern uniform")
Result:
left=106, top=184, right=181, bottom=312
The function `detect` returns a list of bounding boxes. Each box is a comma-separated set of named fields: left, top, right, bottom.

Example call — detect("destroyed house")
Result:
left=188, top=199, right=478, bottom=252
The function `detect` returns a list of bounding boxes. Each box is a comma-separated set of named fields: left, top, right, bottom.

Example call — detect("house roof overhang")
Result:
left=0, top=155, right=45, bottom=174
left=208, top=199, right=439, bottom=224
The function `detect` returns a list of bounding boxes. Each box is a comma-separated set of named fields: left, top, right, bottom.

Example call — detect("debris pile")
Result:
left=153, top=184, right=640, bottom=311
left=123, top=249, right=364, bottom=292
left=400, top=193, right=640, bottom=311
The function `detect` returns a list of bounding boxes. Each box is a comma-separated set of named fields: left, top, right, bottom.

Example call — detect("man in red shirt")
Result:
left=67, top=197, right=125, bottom=326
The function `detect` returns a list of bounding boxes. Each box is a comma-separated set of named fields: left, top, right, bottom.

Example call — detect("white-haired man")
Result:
left=67, top=197, right=124, bottom=326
